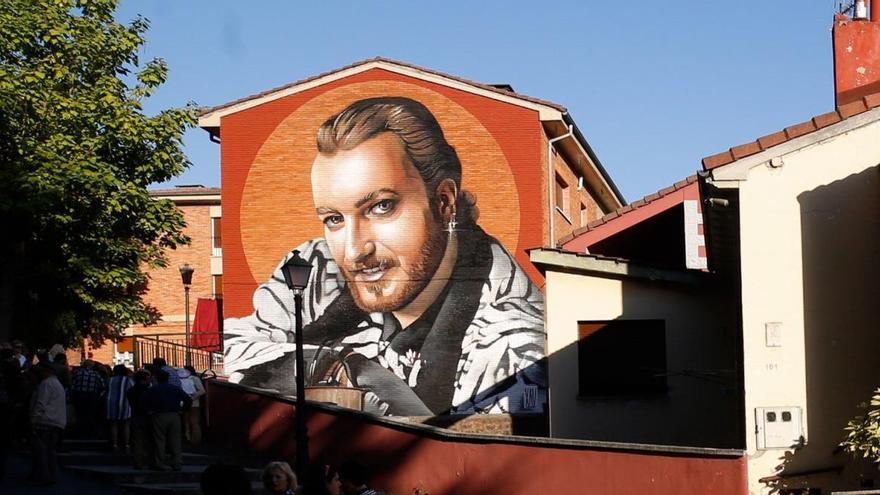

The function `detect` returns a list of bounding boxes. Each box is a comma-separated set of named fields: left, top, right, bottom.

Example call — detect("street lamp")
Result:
left=179, top=263, right=194, bottom=367
left=279, top=250, right=313, bottom=480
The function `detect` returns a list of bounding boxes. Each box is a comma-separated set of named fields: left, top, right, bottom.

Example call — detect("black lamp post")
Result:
left=279, top=250, right=313, bottom=480
left=179, top=263, right=194, bottom=367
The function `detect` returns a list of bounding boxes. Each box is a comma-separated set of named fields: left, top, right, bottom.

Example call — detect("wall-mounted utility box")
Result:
left=756, top=406, right=804, bottom=450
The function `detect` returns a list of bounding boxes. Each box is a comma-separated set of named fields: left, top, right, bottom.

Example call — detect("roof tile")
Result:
left=702, top=150, right=735, bottom=170
left=811, top=111, right=843, bottom=129
left=757, top=131, right=788, bottom=150
left=730, top=141, right=762, bottom=160
left=838, top=99, right=868, bottom=119
left=784, top=121, right=817, bottom=139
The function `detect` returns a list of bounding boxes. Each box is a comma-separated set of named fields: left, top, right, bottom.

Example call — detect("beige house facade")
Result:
left=703, top=104, right=880, bottom=494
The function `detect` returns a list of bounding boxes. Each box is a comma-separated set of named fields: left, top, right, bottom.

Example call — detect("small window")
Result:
left=211, top=217, right=222, bottom=256
left=781, top=411, right=792, bottom=422
left=767, top=412, right=777, bottom=422
left=555, top=174, right=569, bottom=215
left=580, top=202, right=588, bottom=226
left=577, top=320, right=667, bottom=397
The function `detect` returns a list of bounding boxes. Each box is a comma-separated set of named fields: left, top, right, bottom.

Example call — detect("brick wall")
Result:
left=140, top=203, right=216, bottom=333
left=543, top=132, right=604, bottom=245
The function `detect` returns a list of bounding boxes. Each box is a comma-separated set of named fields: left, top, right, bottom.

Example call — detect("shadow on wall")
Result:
left=548, top=274, right=743, bottom=449
left=768, top=165, right=880, bottom=493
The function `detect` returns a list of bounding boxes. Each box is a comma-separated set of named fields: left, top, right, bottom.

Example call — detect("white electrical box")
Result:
left=765, top=322, right=783, bottom=347
left=756, top=406, right=804, bottom=449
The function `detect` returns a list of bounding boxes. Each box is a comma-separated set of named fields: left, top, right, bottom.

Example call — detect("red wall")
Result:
left=219, top=68, right=544, bottom=317
left=206, top=381, right=748, bottom=495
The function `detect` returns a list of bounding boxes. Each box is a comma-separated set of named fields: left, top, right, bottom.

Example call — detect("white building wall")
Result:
left=734, top=118, right=880, bottom=494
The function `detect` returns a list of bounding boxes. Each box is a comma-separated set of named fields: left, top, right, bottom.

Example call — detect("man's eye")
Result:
left=370, top=199, right=396, bottom=216
left=323, top=215, right=344, bottom=228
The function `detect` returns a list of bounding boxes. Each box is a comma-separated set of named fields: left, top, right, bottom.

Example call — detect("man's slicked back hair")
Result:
left=316, top=96, right=477, bottom=225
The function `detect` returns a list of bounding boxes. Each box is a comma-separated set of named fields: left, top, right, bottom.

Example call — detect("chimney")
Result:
left=833, top=1, right=880, bottom=105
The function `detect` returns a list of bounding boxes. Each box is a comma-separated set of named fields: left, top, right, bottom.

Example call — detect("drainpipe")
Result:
left=547, top=125, right=573, bottom=247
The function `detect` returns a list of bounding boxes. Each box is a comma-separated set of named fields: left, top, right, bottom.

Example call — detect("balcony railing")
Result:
left=117, top=333, right=223, bottom=372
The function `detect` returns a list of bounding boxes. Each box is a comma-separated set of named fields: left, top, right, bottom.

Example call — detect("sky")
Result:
left=116, top=1, right=837, bottom=202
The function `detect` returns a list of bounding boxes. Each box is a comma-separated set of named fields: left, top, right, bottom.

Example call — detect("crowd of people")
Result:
left=0, top=341, right=206, bottom=485
left=1, top=341, right=396, bottom=494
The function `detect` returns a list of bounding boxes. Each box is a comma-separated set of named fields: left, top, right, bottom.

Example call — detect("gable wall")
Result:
left=218, top=68, right=552, bottom=317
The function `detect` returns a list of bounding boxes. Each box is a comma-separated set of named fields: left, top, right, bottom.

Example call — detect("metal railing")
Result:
left=118, top=333, right=223, bottom=372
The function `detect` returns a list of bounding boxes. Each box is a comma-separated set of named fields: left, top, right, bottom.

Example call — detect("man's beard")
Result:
left=343, top=226, right=448, bottom=314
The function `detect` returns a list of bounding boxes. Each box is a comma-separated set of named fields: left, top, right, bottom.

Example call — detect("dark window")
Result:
left=555, top=173, right=568, bottom=215
left=767, top=412, right=777, bottom=422
left=577, top=320, right=667, bottom=397
left=781, top=411, right=792, bottom=422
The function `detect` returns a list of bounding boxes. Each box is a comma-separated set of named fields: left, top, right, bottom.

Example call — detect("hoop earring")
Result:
left=447, top=212, right=457, bottom=234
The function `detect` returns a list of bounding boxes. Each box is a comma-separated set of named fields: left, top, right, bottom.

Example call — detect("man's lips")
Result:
left=348, top=260, right=395, bottom=283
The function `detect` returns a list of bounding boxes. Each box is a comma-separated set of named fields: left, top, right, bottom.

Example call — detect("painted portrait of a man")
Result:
left=224, top=97, right=545, bottom=416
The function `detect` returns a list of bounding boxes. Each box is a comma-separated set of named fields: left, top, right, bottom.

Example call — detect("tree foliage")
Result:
left=0, top=0, right=196, bottom=347
left=843, top=388, right=880, bottom=463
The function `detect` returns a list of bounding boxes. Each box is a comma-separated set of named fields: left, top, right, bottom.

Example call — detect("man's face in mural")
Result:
left=312, top=132, right=447, bottom=313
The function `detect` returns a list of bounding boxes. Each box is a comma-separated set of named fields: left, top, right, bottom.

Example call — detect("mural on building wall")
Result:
left=224, top=95, right=546, bottom=417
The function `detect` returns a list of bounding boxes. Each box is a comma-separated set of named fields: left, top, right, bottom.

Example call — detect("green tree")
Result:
left=0, top=0, right=195, bottom=348
left=843, top=389, right=880, bottom=464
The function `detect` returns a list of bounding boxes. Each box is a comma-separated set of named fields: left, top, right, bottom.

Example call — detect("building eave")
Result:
left=529, top=248, right=712, bottom=285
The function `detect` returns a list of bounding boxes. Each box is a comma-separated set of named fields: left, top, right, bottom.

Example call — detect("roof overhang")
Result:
left=529, top=248, right=712, bottom=285
left=707, top=106, right=880, bottom=184
left=198, top=58, right=566, bottom=129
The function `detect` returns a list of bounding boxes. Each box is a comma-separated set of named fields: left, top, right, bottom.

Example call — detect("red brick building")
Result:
left=73, top=186, right=222, bottom=366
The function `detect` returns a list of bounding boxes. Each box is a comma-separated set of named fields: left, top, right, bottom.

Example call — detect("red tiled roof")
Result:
left=198, top=57, right=568, bottom=118
left=556, top=175, right=698, bottom=246
left=703, top=92, right=880, bottom=170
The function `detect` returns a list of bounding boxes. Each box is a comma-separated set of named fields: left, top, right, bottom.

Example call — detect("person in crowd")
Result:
left=29, top=363, right=66, bottom=486
left=127, top=369, right=152, bottom=469
left=106, top=364, right=132, bottom=452
left=178, top=365, right=206, bottom=445
left=303, top=463, right=342, bottom=495
left=70, top=359, right=104, bottom=436
left=178, top=366, right=205, bottom=443
left=47, top=344, right=65, bottom=362
left=51, top=353, right=71, bottom=390
left=339, top=460, right=382, bottom=495
left=140, top=368, right=191, bottom=471
left=11, top=340, right=28, bottom=370
left=151, top=357, right=182, bottom=388
left=201, top=463, right=254, bottom=495
left=263, top=461, right=298, bottom=495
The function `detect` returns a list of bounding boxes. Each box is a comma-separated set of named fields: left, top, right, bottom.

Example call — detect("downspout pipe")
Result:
left=547, top=125, right=574, bottom=247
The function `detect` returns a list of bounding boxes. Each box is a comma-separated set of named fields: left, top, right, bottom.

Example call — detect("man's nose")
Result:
left=344, top=219, right=375, bottom=263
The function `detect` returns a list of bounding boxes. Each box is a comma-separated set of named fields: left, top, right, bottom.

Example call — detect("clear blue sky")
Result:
left=118, top=1, right=835, bottom=202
